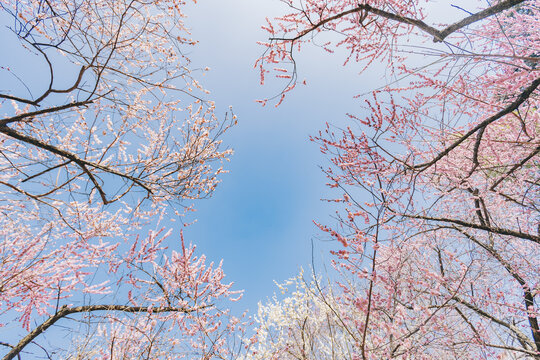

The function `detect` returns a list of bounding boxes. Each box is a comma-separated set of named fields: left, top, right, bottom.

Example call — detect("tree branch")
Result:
left=0, top=100, right=93, bottom=126
left=452, top=296, right=536, bottom=351
left=490, top=145, right=540, bottom=191
left=270, top=0, right=525, bottom=43
left=2, top=304, right=195, bottom=360
left=0, top=93, right=39, bottom=106
left=403, top=214, right=540, bottom=244
left=436, top=0, right=525, bottom=42
left=414, top=76, right=540, bottom=170
left=454, top=227, right=540, bottom=352
left=0, top=124, right=153, bottom=198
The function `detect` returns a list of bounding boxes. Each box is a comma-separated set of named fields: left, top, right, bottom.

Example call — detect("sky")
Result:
left=179, top=0, right=382, bottom=314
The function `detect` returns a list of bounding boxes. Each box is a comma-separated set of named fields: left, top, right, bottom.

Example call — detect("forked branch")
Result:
left=413, top=76, right=540, bottom=170
left=271, top=0, right=525, bottom=43
left=0, top=125, right=153, bottom=200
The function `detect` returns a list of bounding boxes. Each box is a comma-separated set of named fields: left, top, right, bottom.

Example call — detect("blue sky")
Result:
left=179, top=0, right=381, bottom=314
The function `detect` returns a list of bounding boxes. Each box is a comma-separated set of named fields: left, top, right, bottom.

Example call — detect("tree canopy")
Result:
left=1, top=0, right=538, bottom=359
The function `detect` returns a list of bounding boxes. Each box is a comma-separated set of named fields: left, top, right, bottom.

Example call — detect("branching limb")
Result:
left=452, top=296, right=536, bottom=351
left=271, top=0, right=525, bottom=43
left=402, top=214, right=540, bottom=244
left=2, top=304, right=196, bottom=360
left=21, top=160, right=72, bottom=183
left=453, top=227, right=540, bottom=352
left=0, top=100, right=93, bottom=126
left=413, top=76, right=540, bottom=170
left=0, top=124, right=153, bottom=198
left=0, top=93, right=38, bottom=106
left=490, top=145, right=540, bottom=191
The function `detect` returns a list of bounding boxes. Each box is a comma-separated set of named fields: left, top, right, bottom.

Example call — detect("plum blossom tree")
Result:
left=0, top=0, right=242, bottom=359
left=255, top=0, right=540, bottom=358
left=242, top=273, right=359, bottom=360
